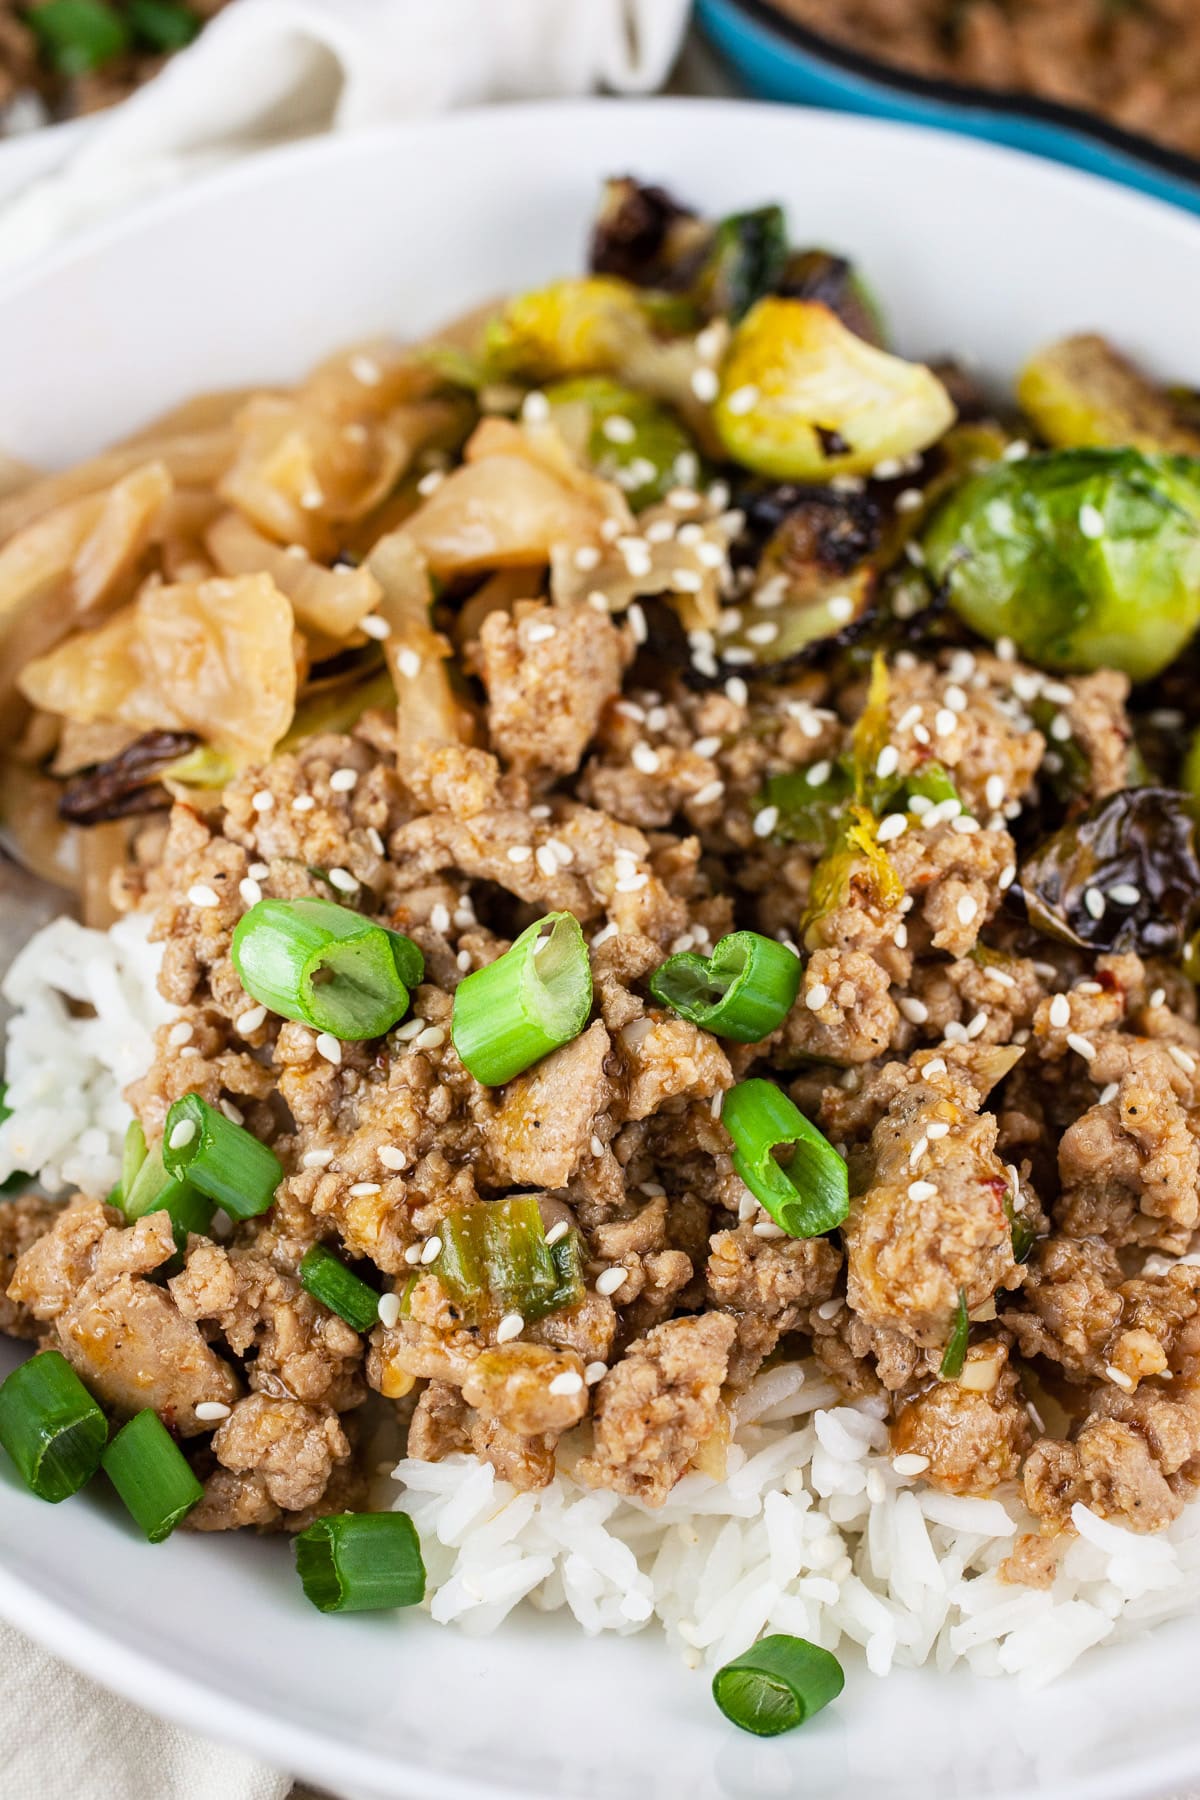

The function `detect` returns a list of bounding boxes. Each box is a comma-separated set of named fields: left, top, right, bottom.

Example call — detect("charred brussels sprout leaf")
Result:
left=589, top=176, right=708, bottom=290
left=776, top=249, right=886, bottom=347
left=715, top=300, right=955, bottom=482
left=543, top=377, right=698, bottom=509
left=760, top=762, right=852, bottom=849
left=1010, top=787, right=1200, bottom=957
left=58, top=729, right=200, bottom=824
left=924, top=448, right=1200, bottom=681
left=1017, top=334, right=1200, bottom=455
left=696, top=206, right=789, bottom=323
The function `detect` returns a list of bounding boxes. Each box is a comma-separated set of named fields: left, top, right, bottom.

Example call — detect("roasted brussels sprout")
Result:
left=1009, top=787, right=1200, bottom=957
left=924, top=447, right=1200, bottom=681
left=1017, top=334, right=1200, bottom=455
left=542, top=377, right=699, bottom=509
left=695, top=206, right=789, bottom=323
left=776, top=249, right=885, bottom=347
left=714, top=299, right=955, bottom=482
left=484, top=277, right=652, bottom=385
left=589, top=176, right=708, bottom=290
left=58, top=729, right=199, bottom=824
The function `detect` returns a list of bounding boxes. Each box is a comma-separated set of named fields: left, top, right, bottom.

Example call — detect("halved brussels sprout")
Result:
left=484, top=277, right=664, bottom=385
left=589, top=176, right=708, bottom=290
left=542, top=377, right=699, bottom=510
left=924, top=447, right=1200, bottom=681
left=694, top=206, right=789, bottom=323
left=1017, top=334, right=1200, bottom=455
left=776, top=249, right=886, bottom=347
left=714, top=300, right=955, bottom=482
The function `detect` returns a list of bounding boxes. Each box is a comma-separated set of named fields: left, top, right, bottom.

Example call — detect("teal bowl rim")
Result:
left=701, top=0, right=1200, bottom=195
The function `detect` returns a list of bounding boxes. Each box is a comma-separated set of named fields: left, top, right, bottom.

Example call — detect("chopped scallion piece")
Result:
left=713, top=1634, right=844, bottom=1736
left=451, top=912, right=592, bottom=1086
left=722, top=1079, right=848, bottom=1238
left=649, top=931, right=801, bottom=1042
left=0, top=1351, right=107, bottom=1503
left=120, top=1118, right=148, bottom=1200
left=940, top=1287, right=970, bottom=1379
left=299, top=1244, right=382, bottom=1334
left=101, top=1409, right=203, bottom=1542
left=434, top=1194, right=583, bottom=1327
left=293, top=1511, right=426, bottom=1613
left=27, top=0, right=129, bottom=76
left=161, top=1093, right=281, bottom=1221
left=122, top=1134, right=214, bottom=1250
left=127, top=0, right=199, bottom=52
left=231, top=897, right=421, bottom=1040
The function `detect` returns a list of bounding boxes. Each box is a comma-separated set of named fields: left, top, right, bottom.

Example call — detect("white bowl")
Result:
left=2, top=98, right=1200, bottom=1800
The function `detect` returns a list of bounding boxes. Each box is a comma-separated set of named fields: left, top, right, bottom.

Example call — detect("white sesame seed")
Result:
left=926, top=1120, right=950, bottom=1140
left=378, top=1146, right=407, bottom=1170
left=548, top=1368, right=585, bottom=1398
left=315, top=1033, right=342, bottom=1065
left=585, top=1360, right=607, bottom=1384
left=251, top=789, right=274, bottom=814
left=875, top=745, right=900, bottom=781
left=999, top=864, right=1016, bottom=891
left=877, top=813, right=907, bottom=843
left=507, top=845, right=532, bottom=864
left=167, top=1118, right=197, bottom=1152
left=520, top=389, right=551, bottom=424
left=292, top=793, right=315, bottom=813
left=350, top=1181, right=381, bottom=1197
left=543, top=1220, right=571, bottom=1249
left=1150, top=986, right=1167, bottom=1008
left=419, top=1236, right=443, bottom=1265
left=1002, top=440, right=1030, bottom=462
left=985, top=775, right=1006, bottom=811
left=965, top=1010, right=988, bottom=1039
left=195, top=1401, right=231, bottom=1423
left=329, top=767, right=358, bottom=792
left=753, top=805, right=779, bottom=839
left=403, top=1244, right=422, bottom=1265
left=588, top=591, right=610, bottom=614
left=805, top=983, right=829, bottom=1011
left=806, top=760, right=833, bottom=787
left=396, top=647, right=421, bottom=680
left=601, top=413, right=637, bottom=445
left=236, top=1004, right=268, bottom=1036
left=615, top=873, right=648, bottom=893
left=725, top=676, right=749, bottom=708
left=573, top=544, right=602, bottom=573
left=671, top=568, right=703, bottom=595
left=1108, top=883, right=1140, bottom=906
left=956, top=895, right=978, bottom=926
left=535, top=845, right=557, bottom=877
left=690, top=367, right=719, bottom=402
left=526, top=621, right=557, bottom=645
left=924, top=1057, right=947, bottom=1076
left=496, top=1312, right=525, bottom=1342
left=912, top=724, right=931, bottom=746
left=302, top=1147, right=334, bottom=1169
left=361, top=613, right=391, bottom=640
left=377, top=1292, right=401, bottom=1328
left=1048, top=713, right=1072, bottom=744
left=1099, top=1082, right=1120, bottom=1105
left=1049, top=994, right=1071, bottom=1028
left=167, top=1021, right=193, bottom=1047
left=1076, top=980, right=1103, bottom=995
left=934, top=709, right=957, bottom=739
left=944, top=685, right=968, bottom=713
left=415, top=1026, right=446, bottom=1051
left=328, top=868, right=359, bottom=894
left=692, top=736, right=721, bottom=759
left=238, top=877, right=263, bottom=907
left=895, top=488, right=924, bottom=514
left=951, top=816, right=980, bottom=835
left=187, top=883, right=220, bottom=909
left=826, top=594, right=855, bottom=624
left=1104, top=1362, right=1135, bottom=1391
left=908, top=1180, right=938, bottom=1201
left=898, top=996, right=928, bottom=1024
left=1078, top=503, right=1105, bottom=539
left=1067, top=1033, right=1097, bottom=1062
left=393, top=1017, right=425, bottom=1042
left=595, top=1266, right=628, bottom=1297
left=693, top=779, right=725, bottom=806
left=893, top=923, right=908, bottom=949
left=631, top=742, right=661, bottom=774
left=220, top=1108, right=243, bottom=1131
left=1169, top=1045, right=1197, bottom=1074
left=1083, top=888, right=1106, bottom=921
left=753, top=1219, right=787, bottom=1239
left=892, top=1453, right=930, bottom=1476
left=627, top=602, right=648, bottom=645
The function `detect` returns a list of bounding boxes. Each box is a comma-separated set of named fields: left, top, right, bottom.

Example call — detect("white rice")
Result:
left=0, top=911, right=171, bottom=1197
left=5, top=910, right=1200, bottom=1686
left=390, top=1360, right=1200, bottom=1688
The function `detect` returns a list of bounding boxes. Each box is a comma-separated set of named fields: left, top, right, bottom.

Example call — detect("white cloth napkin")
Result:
left=0, top=9, right=693, bottom=1793
left=0, top=0, right=692, bottom=268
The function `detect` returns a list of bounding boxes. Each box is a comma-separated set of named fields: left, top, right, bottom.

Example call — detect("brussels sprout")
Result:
left=58, top=729, right=199, bottom=824
left=776, top=249, right=886, bottom=347
left=714, top=299, right=955, bottom=482
left=1017, top=334, right=1200, bottom=455
left=1010, top=787, right=1200, bottom=958
left=924, top=447, right=1200, bottom=681
left=542, top=377, right=699, bottom=510
left=589, top=176, right=708, bottom=290
left=695, top=206, right=789, bottom=324
left=483, top=277, right=654, bottom=385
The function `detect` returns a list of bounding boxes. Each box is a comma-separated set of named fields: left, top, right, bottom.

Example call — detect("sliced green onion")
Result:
left=293, top=1512, right=426, bottom=1613
left=722, top=1079, right=849, bottom=1238
left=101, top=1409, right=203, bottom=1542
left=161, top=1093, right=282, bottom=1221
left=120, top=1118, right=148, bottom=1200
left=231, top=897, right=421, bottom=1040
left=433, top=1194, right=584, bottom=1328
left=0, top=1351, right=107, bottom=1503
left=127, top=0, right=200, bottom=52
left=299, top=1244, right=382, bottom=1334
left=122, top=1131, right=214, bottom=1250
left=650, top=931, right=801, bottom=1042
left=940, top=1287, right=970, bottom=1379
left=713, top=1635, right=844, bottom=1736
left=27, top=0, right=129, bottom=75
left=758, top=763, right=851, bottom=848
left=451, top=912, right=592, bottom=1086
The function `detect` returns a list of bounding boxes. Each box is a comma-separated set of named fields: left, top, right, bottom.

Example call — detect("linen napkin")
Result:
left=0, top=8, right=694, bottom=1793
left=0, top=0, right=692, bottom=267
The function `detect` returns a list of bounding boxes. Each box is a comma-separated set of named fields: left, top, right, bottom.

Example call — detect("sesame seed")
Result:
left=299, top=488, right=323, bottom=511
left=1169, top=1045, right=1197, bottom=1074
left=898, top=996, right=928, bottom=1024
left=420, top=1235, right=443, bottom=1265
left=526, top=621, right=556, bottom=645
left=250, top=789, right=275, bottom=815
left=1067, top=1033, right=1097, bottom=1062
left=892, top=1453, right=930, bottom=1476
left=710, top=1090, right=725, bottom=1120
left=893, top=923, right=908, bottom=949
left=985, top=775, right=1005, bottom=810
left=724, top=676, right=749, bottom=708
left=496, top=1312, right=525, bottom=1342
left=877, top=813, right=907, bottom=843
left=415, top=1026, right=446, bottom=1051
left=602, top=414, right=636, bottom=444
left=187, top=883, right=220, bottom=909
left=1048, top=993, right=1071, bottom=1029
left=753, top=805, right=779, bottom=838
left=588, top=591, right=610, bottom=614
left=951, top=816, right=979, bottom=835
left=986, top=966, right=1016, bottom=991
left=615, top=873, right=648, bottom=893
left=1049, top=713, right=1072, bottom=744
left=693, top=736, right=721, bottom=759
left=876, top=745, right=900, bottom=780
left=403, top=1244, right=422, bottom=1265
left=805, top=983, right=829, bottom=1011
left=934, top=709, right=957, bottom=739
left=167, top=1021, right=193, bottom=1046
left=631, top=742, right=661, bottom=775
left=1150, top=987, right=1167, bottom=1008
left=236, top=1004, right=268, bottom=1035
left=1083, top=888, right=1106, bottom=921
left=328, top=868, right=359, bottom=894
left=315, top=1033, right=342, bottom=1065
left=377, top=1293, right=401, bottom=1328
left=943, top=685, right=968, bottom=713
left=924, top=1057, right=947, bottom=1076
left=396, top=647, right=421, bottom=680
left=429, top=902, right=451, bottom=934
left=536, top=845, right=558, bottom=877
left=302, top=1147, right=334, bottom=1168
left=544, top=1220, right=570, bottom=1248
left=1108, top=883, right=1140, bottom=906
left=753, top=1219, right=786, bottom=1239
left=912, top=723, right=931, bottom=746
left=627, top=602, right=648, bottom=645
left=585, top=1360, right=607, bottom=1384
left=956, top=895, right=978, bottom=926
left=966, top=1010, right=988, bottom=1039
left=1098, top=1082, right=1120, bottom=1105
left=292, top=794, right=315, bottom=813
left=1078, top=502, right=1105, bottom=539
left=195, top=1401, right=231, bottom=1423
left=926, top=1121, right=950, bottom=1140
left=168, top=1118, right=197, bottom=1151
left=1002, top=440, right=1030, bottom=462
left=908, top=1180, right=938, bottom=1201
left=1104, top=1362, right=1135, bottom=1391
left=999, top=864, right=1016, bottom=891
left=548, top=1369, right=584, bottom=1397
left=595, top=1266, right=628, bottom=1297
left=350, top=1181, right=381, bottom=1197
left=379, top=1146, right=407, bottom=1170
left=827, top=594, right=855, bottom=624
left=238, top=877, right=263, bottom=907
left=507, top=845, right=532, bottom=864
left=694, top=779, right=725, bottom=807
left=806, top=760, right=833, bottom=787
left=895, top=488, right=924, bottom=513
left=394, top=1017, right=425, bottom=1041
left=690, top=367, right=719, bottom=402
left=592, top=922, right=619, bottom=949
left=361, top=613, right=391, bottom=640
left=329, top=767, right=359, bottom=793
